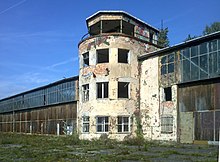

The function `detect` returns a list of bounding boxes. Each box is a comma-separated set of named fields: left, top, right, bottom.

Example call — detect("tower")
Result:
left=78, top=11, right=159, bottom=140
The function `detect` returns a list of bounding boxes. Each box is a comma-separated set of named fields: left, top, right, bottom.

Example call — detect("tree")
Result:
left=157, top=27, right=169, bottom=48
left=203, top=22, right=220, bottom=35
left=184, top=34, right=197, bottom=41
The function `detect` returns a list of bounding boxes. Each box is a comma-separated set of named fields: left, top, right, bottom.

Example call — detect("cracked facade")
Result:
left=0, top=11, right=220, bottom=143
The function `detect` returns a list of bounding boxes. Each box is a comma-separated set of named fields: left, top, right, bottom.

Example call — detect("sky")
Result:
left=0, top=0, right=219, bottom=99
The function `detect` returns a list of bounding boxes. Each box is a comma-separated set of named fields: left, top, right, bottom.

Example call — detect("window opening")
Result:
left=97, top=49, right=109, bottom=63
left=96, top=116, right=109, bottom=132
left=82, top=116, right=90, bottom=133
left=82, top=52, right=89, bottom=67
left=118, top=116, right=129, bottom=133
left=82, top=84, right=89, bottom=102
left=161, top=115, right=173, bottom=133
left=118, top=82, right=129, bottom=98
left=97, top=82, right=109, bottom=98
left=118, top=49, right=129, bottom=63
left=164, top=87, right=172, bottom=101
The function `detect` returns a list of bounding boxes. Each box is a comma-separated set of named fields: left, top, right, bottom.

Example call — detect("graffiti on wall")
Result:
left=87, top=36, right=110, bottom=51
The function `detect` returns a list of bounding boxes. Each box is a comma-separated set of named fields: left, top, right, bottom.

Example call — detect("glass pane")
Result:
left=168, top=53, right=174, bottom=63
left=97, top=83, right=102, bottom=98
left=97, top=125, right=102, bottom=132
left=200, top=42, right=208, bottom=55
left=105, top=124, right=109, bottom=132
left=105, top=117, right=109, bottom=123
left=97, top=117, right=103, bottom=124
left=191, top=45, right=198, bottom=57
left=200, top=55, right=208, bottom=72
left=118, top=117, right=122, bottom=124
left=191, top=63, right=199, bottom=80
left=118, top=125, right=122, bottom=132
left=161, top=56, right=167, bottom=64
left=183, top=48, right=190, bottom=58
left=209, top=40, right=217, bottom=52
left=218, top=39, right=220, bottom=50
left=209, top=52, right=217, bottom=75
left=124, top=125, right=129, bottom=132
left=182, top=60, right=190, bottom=82
left=168, top=63, right=174, bottom=73
left=104, top=82, right=109, bottom=98
left=161, top=65, right=167, bottom=75
left=124, top=117, right=129, bottom=123
left=218, top=52, right=220, bottom=72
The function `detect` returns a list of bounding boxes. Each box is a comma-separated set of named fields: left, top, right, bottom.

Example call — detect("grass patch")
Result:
left=0, top=133, right=218, bottom=162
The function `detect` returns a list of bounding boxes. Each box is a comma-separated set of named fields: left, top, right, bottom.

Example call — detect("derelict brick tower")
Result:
left=78, top=11, right=159, bottom=140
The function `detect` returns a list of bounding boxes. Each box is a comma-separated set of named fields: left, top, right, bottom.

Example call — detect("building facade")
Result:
left=78, top=11, right=160, bottom=140
left=0, top=11, right=219, bottom=143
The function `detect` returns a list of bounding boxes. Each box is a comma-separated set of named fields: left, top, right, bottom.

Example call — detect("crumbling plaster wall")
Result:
left=78, top=35, right=156, bottom=140
left=140, top=56, right=178, bottom=141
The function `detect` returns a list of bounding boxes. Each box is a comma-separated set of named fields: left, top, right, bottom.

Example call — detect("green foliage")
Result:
left=185, top=34, right=198, bottom=41
left=203, top=22, right=220, bottom=35
left=158, top=27, right=170, bottom=47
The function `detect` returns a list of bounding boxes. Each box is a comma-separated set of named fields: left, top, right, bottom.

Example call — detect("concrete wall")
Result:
left=140, top=56, right=178, bottom=142
left=78, top=34, right=157, bottom=140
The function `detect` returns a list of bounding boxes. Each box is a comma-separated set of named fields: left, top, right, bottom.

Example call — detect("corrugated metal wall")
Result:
left=0, top=102, right=77, bottom=135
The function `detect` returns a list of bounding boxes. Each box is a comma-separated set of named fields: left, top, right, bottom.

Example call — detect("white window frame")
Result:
left=82, top=116, right=90, bottom=133
left=117, top=116, right=130, bottom=133
left=97, top=82, right=109, bottom=99
left=96, top=116, right=109, bottom=133
left=82, top=84, right=89, bottom=102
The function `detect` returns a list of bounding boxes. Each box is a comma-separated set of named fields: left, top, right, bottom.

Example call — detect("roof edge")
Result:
left=86, top=10, right=159, bottom=32
left=138, top=31, right=220, bottom=60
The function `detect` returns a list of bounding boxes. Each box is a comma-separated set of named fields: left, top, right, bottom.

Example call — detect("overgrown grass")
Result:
left=0, top=132, right=218, bottom=162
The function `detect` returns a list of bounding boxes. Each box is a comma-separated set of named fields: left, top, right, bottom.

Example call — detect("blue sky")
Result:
left=0, top=0, right=219, bottom=99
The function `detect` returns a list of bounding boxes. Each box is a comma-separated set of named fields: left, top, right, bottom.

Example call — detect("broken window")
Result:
left=97, top=49, right=109, bottom=63
left=118, top=49, right=129, bottom=63
left=118, top=116, right=129, bottom=133
left=122, top=20, right=134, bottom=36
left=161, top=53, right=175, bottom=75
left=82, top=116, right=90, bottom=133
left=102, top=20, right=120, bottom=33
left=97, top=82, right=108, bottom=99
left=96, top=116, right=109, bottom=133
left=82, top=84, right=89, bottom=102
left=118, top=82, right=129, bottom=98
left=161, top=115, right=173, bottom=134
left=82, top=52, right=89, bottom=67
left=164, top=87, right=172, bottom=101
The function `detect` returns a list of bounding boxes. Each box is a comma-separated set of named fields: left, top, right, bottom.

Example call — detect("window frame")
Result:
left=82, top=116, right=90, bottom=133
left=97, top=82, right=109, bottom=99
left=161, top=115, right=173, bottom=134
left=82, top=84, right=89, bottom=102
left=117, top=116, right=130, bottom=133
left=96, top=116, right=109, bottom=133
left=82, top=52, right=89, bottom=67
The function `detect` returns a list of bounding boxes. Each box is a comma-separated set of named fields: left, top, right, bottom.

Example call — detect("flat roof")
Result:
left=86, top=10, right=159, bottom=32
left=138, top=31, right=220, bottom=60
